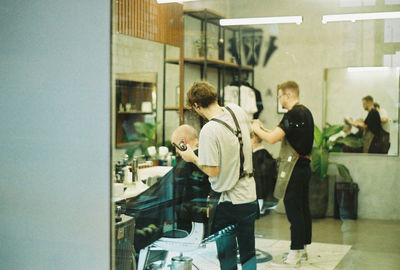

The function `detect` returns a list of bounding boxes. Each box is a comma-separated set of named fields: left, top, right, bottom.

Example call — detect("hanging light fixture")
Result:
left=322, top=11, right=400, bottom=24
left=220, top=16, right=303, bottom=26
left=157, top=0, right=197, bottom=3
left=347, top=67, right=392, bottom=72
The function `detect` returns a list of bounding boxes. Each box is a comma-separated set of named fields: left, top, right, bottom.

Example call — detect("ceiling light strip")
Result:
left=157, top=0, right=197, bottom=3
left=347, top=67, right=392, bottom=72
left=322, top=11, right=400, bottom=24
left=220, top=16, right=303, bottom=26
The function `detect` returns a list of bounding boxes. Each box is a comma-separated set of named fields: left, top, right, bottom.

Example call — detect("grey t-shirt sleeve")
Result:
left=198, top=125, right=219, bottom=167
left=244, top=111, right=253, bottom=133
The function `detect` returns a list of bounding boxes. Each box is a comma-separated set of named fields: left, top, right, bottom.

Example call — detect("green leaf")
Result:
left=311, top=147, right=321, bottom=175
left=311, top=146, right=329, bottom=180
left=330, top=145, right=343, bottom=152
left=127, top=121, right=159, bottom=159
left=311, top=124, right=356, bottom=183
left=334, top=163, right=353, bottom=182
left=323, top=124, right=344, bottom=139
left=320, top=148, right=329, bottom=179
left=314, top=126, right=322, bottom=148
left=125, top=144, right=142, bottom=161
left=134, top=122, right=152, bottom=139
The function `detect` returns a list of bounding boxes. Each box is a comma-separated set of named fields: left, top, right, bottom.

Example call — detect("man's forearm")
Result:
left=254, top=127, right=275, bottom=144
left=254, top=126, right=284, bottom=144
left=191, top=155, right=219, bottom=178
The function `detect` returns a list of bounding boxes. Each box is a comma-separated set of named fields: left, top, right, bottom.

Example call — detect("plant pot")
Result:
left=334, top=182, right=359, bottom=220
left=309, top=173, right=329, bottom=218
left=198, top=47, right=205, bottom=57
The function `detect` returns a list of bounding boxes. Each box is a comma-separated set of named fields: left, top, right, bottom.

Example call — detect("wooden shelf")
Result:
left=117, top=111, right=154, bottom=115
left=165, top=57, right=253, bottom=71
left=116, top=141, right=140, bottom=148
left=165, top=106, right=192, bottom=111
left=115, top=77, right=156, bottom=148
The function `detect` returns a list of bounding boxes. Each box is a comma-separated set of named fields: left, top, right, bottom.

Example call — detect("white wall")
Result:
left=330, top=153, right=400, bottom=220
left=0, top=1, right=111, bottom=269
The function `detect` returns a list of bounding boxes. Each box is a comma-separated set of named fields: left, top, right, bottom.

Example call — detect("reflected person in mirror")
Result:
left=178, top=81, right=258, bottom=270
left=344, top=96, right=389, bottom=154
left=374, top=102, right=390, bottom=148
left=252, top=81, right=314, bottom=267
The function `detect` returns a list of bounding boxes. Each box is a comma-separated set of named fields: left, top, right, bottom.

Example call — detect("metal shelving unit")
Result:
left=162, top=8, right=258, bottom=143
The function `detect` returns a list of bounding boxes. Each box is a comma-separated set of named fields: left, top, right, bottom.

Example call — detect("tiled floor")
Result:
left=255, top=212, right=400, bottom=269
left=255, top=239, right=351, bottom=269
left=162, top=238, right=351, bottom=269
left=147, top=212, right=400, bottom=269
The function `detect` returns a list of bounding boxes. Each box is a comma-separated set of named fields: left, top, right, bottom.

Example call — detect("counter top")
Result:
left=113, top=166, right=173, bottom=202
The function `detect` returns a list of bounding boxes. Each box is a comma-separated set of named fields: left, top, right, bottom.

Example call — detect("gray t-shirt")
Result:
left=198, top=103, right=257, bottom=204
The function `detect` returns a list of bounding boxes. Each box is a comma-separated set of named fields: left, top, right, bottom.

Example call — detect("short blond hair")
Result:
left=362, top=95, right=374, bottom=103
left=278, top=81, right=299, bottom=97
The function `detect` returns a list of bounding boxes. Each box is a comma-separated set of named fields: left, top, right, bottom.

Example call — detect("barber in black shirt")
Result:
left=252, top=81, right=314, bottom=267
left=345, top=95, right=387, bottom=153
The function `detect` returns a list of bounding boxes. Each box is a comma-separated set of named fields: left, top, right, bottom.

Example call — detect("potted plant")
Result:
left=125, top=122, right=158, bottom=161
left=194, top=34, right=216, bottom=58
left=310, top=124, right=361, bottom=218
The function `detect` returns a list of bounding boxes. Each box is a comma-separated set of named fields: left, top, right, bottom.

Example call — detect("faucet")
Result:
left=131, top=157, right=139, bottom=183
left=130, top=155, right=144, bottom=182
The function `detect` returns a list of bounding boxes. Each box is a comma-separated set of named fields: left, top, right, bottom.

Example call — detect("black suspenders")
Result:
left=211, top=106, right=253, bottom=179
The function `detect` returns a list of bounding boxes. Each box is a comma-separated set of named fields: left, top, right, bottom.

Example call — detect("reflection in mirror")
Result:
left=324, top=67, right=399, bottom=156
left=111, top=20, right=182, bottom=270
left=111, top=36, right=180, bottom=164
left=115, top=72, right=157, bottom=149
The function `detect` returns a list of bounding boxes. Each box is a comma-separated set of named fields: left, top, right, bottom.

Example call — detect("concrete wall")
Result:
left=0, top=1, right=111, bottom=269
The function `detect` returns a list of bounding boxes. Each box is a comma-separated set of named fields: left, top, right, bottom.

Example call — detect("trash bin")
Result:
left=334, top=182, right=359, bottom=220
left=115, top=214, right=136, bottom=270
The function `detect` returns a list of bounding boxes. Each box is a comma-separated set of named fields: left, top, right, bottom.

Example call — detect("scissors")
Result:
left=172, top=140, right=187, bottom=151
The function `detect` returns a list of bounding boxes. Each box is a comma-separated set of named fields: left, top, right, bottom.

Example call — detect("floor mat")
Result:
left=150, top=238, right=351, bottom=269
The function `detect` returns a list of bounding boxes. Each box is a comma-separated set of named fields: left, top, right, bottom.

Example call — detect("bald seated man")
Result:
left=171, top=124, right=199, bottom=151
left=171, top=125, right=211, bottom=234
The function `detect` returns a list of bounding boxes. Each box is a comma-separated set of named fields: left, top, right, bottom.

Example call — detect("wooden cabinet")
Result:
left=116, top=73, right=157, bottom=148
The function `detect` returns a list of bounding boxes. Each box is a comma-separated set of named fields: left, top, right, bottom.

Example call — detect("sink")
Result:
left=113, top=166, right=173, bottom=202
left=138, top=166, right=172, bottom=182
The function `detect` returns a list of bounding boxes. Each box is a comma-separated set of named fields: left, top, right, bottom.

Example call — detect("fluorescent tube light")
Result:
left=347, top=67, right=392, bottom=72
left=220, top=16, right=303, bottom=26
left=322, top=11, right=400, bottom=24
left=157, top=0, right=197, bottom=3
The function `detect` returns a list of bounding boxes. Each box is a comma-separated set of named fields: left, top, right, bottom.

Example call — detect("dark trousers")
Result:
left=211, top=201, right=258, bottom=270
left=283, top=164, right=312, bottom=250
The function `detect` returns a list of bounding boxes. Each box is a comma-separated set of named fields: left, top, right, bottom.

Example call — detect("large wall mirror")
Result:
left=111, top=36, right=180, bottom=165
left=111, top=1, right=184, bottom=269
left=324, top=67, right=400, bottom=156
